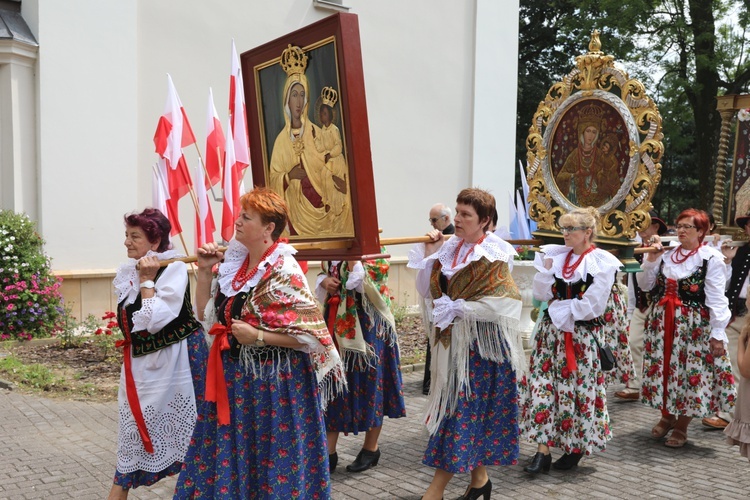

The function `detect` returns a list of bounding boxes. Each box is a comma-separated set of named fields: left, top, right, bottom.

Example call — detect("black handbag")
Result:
left=594, top=337, right=616, bottom=371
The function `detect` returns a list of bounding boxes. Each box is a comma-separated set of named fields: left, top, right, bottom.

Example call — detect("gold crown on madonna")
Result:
left=577, top=102, right=604, bottom=130
left=321, top=86, right=338, bottom=107
left=280, top=44, right=308, bottom=76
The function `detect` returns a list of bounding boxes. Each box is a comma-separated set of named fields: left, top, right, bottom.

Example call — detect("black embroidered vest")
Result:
left=549, top=273, right=606, bottom=327
left=650, top=259, right=708, bottom=308
left=117, top=267, right=201, bottom=357
left=726, top=244, right=750, bottom=316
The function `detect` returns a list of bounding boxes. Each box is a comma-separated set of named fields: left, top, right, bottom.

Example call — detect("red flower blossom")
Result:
left=688, top=375, right=701, bottom=386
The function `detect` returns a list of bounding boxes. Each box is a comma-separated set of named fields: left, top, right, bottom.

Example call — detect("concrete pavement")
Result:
left=0, top=369, right=748, bottom=499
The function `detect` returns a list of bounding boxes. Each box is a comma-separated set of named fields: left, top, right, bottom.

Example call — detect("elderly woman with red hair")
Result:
left=637, top=208, right=735, bottom=448
left=174, top=187, right=345, bottom=499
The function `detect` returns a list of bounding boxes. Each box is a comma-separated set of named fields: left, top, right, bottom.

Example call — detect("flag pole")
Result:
left=192, top=141, right=220, bottom=202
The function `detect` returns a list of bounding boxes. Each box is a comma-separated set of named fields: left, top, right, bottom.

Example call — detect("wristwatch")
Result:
left=139, top=280, right=155, bottom=289
left=254, top=329, right=266, bottom=347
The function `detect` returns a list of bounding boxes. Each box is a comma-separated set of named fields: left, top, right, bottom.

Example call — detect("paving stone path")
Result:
left=0, top=370, right=748, bottom=499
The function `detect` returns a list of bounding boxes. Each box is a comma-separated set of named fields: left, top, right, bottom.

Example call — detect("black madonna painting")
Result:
left=551, top=100, right=630, bottom=209
left=257, top=42, right=354, bottom=238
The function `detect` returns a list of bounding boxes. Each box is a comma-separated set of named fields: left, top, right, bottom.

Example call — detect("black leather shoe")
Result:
left=455, top=478, right=491, bottom=500
left=329, top=452, right=338, bottom=473
left=523, top=452, right=551, bottom=474
left=552, top=452, right=583, bottom=470
left=346, top=447, right=380, bottom=473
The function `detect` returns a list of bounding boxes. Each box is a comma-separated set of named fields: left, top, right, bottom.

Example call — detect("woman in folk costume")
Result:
left=408, top=188, right=525, bottom=500
left=521, top=207, right=620, bottom=474
left=637, top=208, right=735, bottom=448
left=174, top=188, right=346, bottom=499
left=267, top=44, right=353, bottom=237
left=316, top=254, right=406, bottom=473
left=108, top=208, right=208, bottom=500
left=601, top=281, right=636, bottom=386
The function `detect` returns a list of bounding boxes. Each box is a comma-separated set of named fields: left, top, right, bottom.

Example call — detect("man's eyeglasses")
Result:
left=675, top=224, right=696, bottom=230
left=429, top=217, right=441, bottom=224
left=559, top=226, right=586, bottom=234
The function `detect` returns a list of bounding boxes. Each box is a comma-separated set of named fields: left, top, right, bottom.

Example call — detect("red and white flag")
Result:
left=153, top=159, right=182, bottom=235
left=221, top=118, right=239, bottom=242
left=194, top=159, right=216, bottom=247
left=153, top=75, right=197, bottom=234
left=204, top=88, right=225, bottom=187
left=230, top=40, right=251, bottom=180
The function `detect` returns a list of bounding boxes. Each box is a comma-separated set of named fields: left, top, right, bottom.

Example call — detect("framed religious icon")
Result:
left=242, top=13, right=381, bottom=261
left=722, top=95, right=750, bottom=229
left=526, top=30, right=663, bottom=245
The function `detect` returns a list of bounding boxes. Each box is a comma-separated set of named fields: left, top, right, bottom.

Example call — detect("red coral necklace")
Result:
left=451, top=234, right=486, bottom=269
left=670, top=245, right=699, bottom=265
left=562, top=245, right=596, bottom=279
left=231, top=240, right=281, bottom=291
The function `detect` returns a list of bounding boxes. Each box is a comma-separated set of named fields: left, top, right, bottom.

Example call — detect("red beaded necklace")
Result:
left=451, top=234, right=487, bottom=269
left=231, top=240, right=281, bottom=291
left=670, top=245, right=699, bottom=265
left=562, top=245, right=596, bottom=279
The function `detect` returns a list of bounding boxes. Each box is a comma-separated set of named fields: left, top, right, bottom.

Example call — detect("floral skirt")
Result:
left=325, top=304, right=406, bottom=433
left=422, top=348, right=519, bottom=474
left=603, top=283, right=636, bottom=386
left=113, top=328, right=208, bottom=489
left=173, top=349, right=330, bottom=500
left=520, top=317, right=611, bottom=455
left=642, top=304, right=736, bottom=417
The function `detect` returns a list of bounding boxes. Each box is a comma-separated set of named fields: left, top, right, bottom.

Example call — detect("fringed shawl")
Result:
left=216, top=241, right=346, bottom=409
left=322, top=257, right=398, bottom=370
left=423, top=253, right=525, bottom=435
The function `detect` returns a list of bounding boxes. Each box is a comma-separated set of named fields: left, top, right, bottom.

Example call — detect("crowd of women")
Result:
left=106, top=186, right=748, bottom=500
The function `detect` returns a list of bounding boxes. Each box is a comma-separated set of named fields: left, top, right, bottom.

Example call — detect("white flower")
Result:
left=739, top=108, right=750, bottom=122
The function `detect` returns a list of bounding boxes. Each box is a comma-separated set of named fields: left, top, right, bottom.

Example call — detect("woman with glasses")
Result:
left=521, top=207, right=621, bottom=474
left=637, top=208, right=735, bottom=448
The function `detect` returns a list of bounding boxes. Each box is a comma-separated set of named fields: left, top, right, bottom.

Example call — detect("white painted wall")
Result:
left=18, top=0, right=519, bottom=270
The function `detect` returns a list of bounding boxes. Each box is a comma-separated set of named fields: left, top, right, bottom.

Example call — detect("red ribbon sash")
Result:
left=657, top=278, right=682, bottom=406
left=205, top=323, right=231, bottom=425
left=564, top=331, right=578, bottom=372
left=326, top=294, right=341, bottom=350
left=115, top=335, right=154, bottom=454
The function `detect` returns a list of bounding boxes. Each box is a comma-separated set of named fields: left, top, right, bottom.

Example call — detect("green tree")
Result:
left=517, top=0, right=750, bottom=214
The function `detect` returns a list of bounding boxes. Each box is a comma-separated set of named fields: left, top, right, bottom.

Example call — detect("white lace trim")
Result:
left=407, top=232, right=515, bottom=278
left=535, top=244, right=622, bottom=281
left=116, top=341, right=196, bottom=473
left=217, top=240, right=297, bottom=297
left=113, top=249, right=183, bottom=305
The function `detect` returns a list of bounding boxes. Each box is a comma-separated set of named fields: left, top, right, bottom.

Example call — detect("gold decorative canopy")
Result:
left=525, top=30, right=663, bottom=241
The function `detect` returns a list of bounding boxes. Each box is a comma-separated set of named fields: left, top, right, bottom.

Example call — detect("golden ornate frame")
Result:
left=525, top=31, right=663, bottom=241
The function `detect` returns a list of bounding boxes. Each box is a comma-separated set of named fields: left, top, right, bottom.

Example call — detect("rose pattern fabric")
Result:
left=602, top=282, right=636, bottom=386
left=520, top=315, right=611, bottom=455
left=641, top=304, right=735, bottom=415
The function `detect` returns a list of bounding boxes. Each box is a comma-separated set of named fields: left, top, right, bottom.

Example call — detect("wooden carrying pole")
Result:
left=151, top=236, right=546, bottom=267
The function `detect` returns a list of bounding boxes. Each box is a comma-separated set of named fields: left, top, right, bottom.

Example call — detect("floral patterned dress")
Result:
left=317, top=259, right=406, bottom=434
left=638, top=245, right=735, bottom=416
left=602, top=281, right=636, bottom=386
left=520, top=245, right=620, bottom=456
left=174, top=241, right=345, bottom=499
